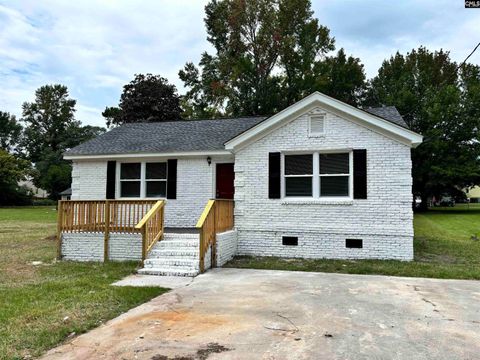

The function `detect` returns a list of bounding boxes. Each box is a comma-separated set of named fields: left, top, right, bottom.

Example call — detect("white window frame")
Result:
left=281, top=150, right=353, bottom=200
left=308, top=114, right=326, bottom=137
left=117, top=161, right=167, bottom=199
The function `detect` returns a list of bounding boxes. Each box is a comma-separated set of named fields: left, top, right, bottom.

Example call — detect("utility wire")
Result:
left=458, top=41, right=480, bottom=69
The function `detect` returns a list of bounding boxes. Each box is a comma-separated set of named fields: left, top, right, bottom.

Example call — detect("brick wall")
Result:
left=61, top=232, right=142, bottom=261
left=234, top=106, right=414, bottom=260
left=216, top=230, right=238, bottom=266
left=71, top=156, right=232, bottom=228
left=71, top=160, right=107, bottom=200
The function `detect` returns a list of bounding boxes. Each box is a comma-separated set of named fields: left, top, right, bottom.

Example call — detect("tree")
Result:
left=0, top=111, right=22, bottom=153
left=103, top=74, right=182, bottom=127
left=21, top=84, right=77, bottom=163
left=314, top=49, right=366, bottom=106
left=21, top=84, right=105, bottom=199
left=0, top=150, right=32, bottom=205
left=179, top=0, right=366, bottom=118
left=365, top=47, right=480, bottom=209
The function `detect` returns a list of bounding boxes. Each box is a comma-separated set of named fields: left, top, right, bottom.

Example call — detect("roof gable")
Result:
left=224, top=92, right=422, bottom=151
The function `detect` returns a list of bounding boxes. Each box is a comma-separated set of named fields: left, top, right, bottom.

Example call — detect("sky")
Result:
left=0, top=0, right=479, bottom=127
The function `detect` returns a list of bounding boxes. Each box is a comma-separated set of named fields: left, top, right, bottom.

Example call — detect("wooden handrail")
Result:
left=196, top=200, right=215, bottom=228
left=135, top=200, right=165, bottom=229
left=135, top=200, right=165, bottom=260
left=196, top=199, right=234, bottom=273
left=57, top=199, right=158, bottom=261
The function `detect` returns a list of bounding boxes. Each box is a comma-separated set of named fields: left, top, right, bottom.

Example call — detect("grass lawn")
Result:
left=0, top=206, right=167, bottom=360
left=225, top=204, right=480, bottom=280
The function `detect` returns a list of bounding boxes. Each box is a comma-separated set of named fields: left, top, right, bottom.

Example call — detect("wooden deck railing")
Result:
left=196, top=199, right=234, bottom=273
left=135, top=200, right=165, bottom=260
left=57, top=199, right=159, bottom=261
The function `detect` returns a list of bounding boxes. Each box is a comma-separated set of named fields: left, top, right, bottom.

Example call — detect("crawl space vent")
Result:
left=282, top=236, right=298, bottom=246
left=346, top=239, right=363, bottom=248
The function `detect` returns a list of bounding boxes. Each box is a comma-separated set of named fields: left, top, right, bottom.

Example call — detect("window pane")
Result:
left=320, top=153, right=349, bottom=174
left=146, top=181, right=166, bottom=197
left=320, top=176, right=349, bottom=196
left=120, top=163, right=141, bottom=179
left=285, top=177, right=312, bottom=196
left=120, top=181, right=140, bottom=197
left=146, top=162, right=166, bottom=179
left=285, top=155, right=313, bottom=175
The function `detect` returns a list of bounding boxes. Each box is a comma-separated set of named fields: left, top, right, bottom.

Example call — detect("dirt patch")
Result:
left=44, top=235, right=57, bottom=241
left=151, top=343, right=231, bottom=360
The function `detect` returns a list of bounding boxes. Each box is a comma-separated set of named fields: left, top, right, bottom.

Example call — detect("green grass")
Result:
left=0, top=207, right=167, bottom=360
left=225, top=205, right=480, bottom=280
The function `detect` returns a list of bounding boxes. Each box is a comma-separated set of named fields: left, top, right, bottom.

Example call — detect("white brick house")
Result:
left=63, top=92, right=422, bottom=267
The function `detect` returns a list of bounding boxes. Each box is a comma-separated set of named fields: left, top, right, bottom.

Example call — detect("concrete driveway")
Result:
left=41, top=268, right=480, bottom=360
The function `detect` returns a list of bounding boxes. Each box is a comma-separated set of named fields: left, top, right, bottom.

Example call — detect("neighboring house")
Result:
left=467, top=186, right=480, bottom=203
left=18, top=180, right=48, bottom=199
left=59, top=92, right=422, bottom=275
left=59, top=187, right=72, bottom=201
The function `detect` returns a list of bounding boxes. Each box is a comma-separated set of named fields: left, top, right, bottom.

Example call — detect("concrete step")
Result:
left=139, top=231, right=201, bottom=277
left=163, top=233, right=199, bottom=241
left=149, top=248, right=199, bottom=258
left=155, top=240, right=199, bottom=248
left=138, top=267, right=199, bottom=277
left=144, top=258, right=199, bottom=269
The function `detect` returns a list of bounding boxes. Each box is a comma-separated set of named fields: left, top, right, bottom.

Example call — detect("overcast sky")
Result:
left=1, top=0, right=479, bottom=127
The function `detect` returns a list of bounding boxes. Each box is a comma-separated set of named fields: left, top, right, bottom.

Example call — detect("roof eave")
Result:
left=64, top=149, right=233, bottom=161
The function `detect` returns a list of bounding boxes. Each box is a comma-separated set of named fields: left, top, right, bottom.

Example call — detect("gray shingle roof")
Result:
left=60, top=187, right=72, bottom=196
left=66, top=105, right=408, bottom=157
left=65, top=117, right=267, bottom=156
left=364, top=106, right=408, bottom=128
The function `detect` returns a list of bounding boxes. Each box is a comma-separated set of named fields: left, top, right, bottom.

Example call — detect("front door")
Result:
left=216, top=163, right=234, bottom=199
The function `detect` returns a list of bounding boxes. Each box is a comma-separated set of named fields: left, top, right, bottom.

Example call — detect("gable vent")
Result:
left=309, top=115, right=325, bottom=135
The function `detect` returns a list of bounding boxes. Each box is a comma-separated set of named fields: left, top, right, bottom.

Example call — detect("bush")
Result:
left=0, top=185, right=33, bottom=206
left=32, top=199, right=57, bottom=206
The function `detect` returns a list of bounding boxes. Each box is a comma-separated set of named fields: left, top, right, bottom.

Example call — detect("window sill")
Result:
left=281, top=198, right=353, bottom=205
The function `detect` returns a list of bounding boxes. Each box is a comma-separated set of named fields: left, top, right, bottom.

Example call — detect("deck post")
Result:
left=141, top=226, right=147, bottom=261
left=56, top=200, right=63, bottom=260
left=104, top=200, right=110, bottom=262
left=212, top=202, right=217, bottom=268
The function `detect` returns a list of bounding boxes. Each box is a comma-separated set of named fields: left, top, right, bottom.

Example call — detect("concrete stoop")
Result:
left=138, top=232, right=200, bottom=277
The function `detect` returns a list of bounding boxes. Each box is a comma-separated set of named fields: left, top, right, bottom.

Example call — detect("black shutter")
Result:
left=269, top=152, right=281, bottom=199
left=353, top=150, right=367, bottom=199
left=106, top=161, right=116, bottom=199
left=167, top=159, right=177, bottom=199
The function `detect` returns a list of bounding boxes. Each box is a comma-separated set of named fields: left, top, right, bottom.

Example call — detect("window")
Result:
left=119, top=162, right=167, bottom=198
left=319, top=153, right=349, bottom=197
left=146, top=163, right=167, bottom=197
left=284, top=154, right=313, bottom=197
left=120, top=163, right=141, bottom=197
left=309, top=114, right=325, bottom=136
left=283, top=152, right=351, bottom=198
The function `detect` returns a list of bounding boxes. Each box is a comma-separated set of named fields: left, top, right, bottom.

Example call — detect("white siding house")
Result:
left=63, top=92, right=422, bottom=265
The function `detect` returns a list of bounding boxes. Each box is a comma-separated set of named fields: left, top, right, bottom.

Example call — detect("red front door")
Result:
left=216, top=163, right=234, bottom=199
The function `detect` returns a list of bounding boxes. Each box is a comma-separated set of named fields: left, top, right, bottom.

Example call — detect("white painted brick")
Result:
left=233, top=106, right=414, bottom=261
left=61, top=232, right=142, bottom=261
left=216, top=230, right=238, bottom=266
left=71, top=156, right=233, bottom=228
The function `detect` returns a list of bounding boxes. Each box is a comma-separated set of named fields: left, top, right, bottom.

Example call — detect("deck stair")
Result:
left=138, top=232, right=200, bottom=277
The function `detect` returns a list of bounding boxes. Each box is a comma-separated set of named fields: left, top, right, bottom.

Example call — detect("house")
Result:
left=58, top=92, right=422, bottom=276
left=466, top=186, right=480, bottom=203
left=59, top=187, right=72, bottom=201
left=18, top=179, right=48, bottom=199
